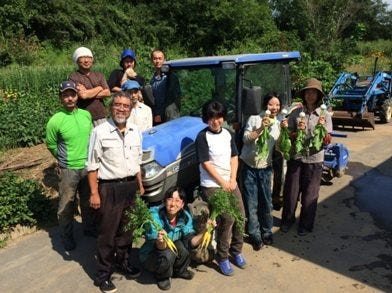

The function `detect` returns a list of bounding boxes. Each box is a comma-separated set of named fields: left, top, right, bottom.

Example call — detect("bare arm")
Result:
left=77, top=84, right=110, bottom=99
left=229, top=156, right=238, bottom=191
left=136, top=172, right=145, bottom=195
left=88, top=170, right=100, bottom=209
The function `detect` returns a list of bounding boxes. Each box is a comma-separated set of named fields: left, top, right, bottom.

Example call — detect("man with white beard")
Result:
left=87, top=91, right=144, bottom=292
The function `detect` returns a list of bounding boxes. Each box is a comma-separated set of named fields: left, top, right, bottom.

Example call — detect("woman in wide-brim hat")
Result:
left=279, top=78, right=333, bottom=237
left=299, top=78, right=325, bottom=107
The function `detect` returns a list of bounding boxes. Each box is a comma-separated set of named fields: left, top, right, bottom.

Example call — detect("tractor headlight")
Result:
left=142, top=161, right=163, bottom=179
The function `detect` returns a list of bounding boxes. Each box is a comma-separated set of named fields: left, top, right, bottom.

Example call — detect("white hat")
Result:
left=72, top=47, right=93, bottom=64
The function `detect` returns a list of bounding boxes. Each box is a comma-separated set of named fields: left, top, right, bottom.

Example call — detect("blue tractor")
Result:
left=140, top=52, right=348, bottom=203
left=325, top=64, right=392, bottom=129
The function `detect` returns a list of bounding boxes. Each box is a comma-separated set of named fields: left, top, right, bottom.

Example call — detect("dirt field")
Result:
left=0, top=123, right=392, bottom=292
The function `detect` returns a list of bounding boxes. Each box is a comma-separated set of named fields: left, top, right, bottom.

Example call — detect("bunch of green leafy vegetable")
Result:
left=310, top=104, right=328, bottom=151
left=126, top=195, right=177, bottom=254
left=200, top=189, right=245, bottom=249
left=294, top=112, right=307, bottom=156
left=256, top=110, right=271, bottom=160
left=279, top=127, right=292, bottom=160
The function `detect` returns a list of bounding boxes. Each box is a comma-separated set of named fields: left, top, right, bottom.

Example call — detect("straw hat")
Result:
left=299, top=78, right=325, bottom=100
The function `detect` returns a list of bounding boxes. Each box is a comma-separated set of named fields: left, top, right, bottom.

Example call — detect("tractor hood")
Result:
left=142, top=116, right=207, bottom=167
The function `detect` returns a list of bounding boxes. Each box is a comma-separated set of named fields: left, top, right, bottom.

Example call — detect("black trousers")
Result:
left=281, top=160, right=323, bottom=231
left=95, top=179, right=137, bottom=284
left=142, top=240, right=190, bottom=280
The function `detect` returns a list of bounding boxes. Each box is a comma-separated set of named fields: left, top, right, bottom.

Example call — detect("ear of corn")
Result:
left=126, top=195, right=178, bottom=255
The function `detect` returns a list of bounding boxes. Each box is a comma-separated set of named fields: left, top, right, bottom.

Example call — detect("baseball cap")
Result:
left=59, top=81, right=77, bottom=93
left=120, top=49, right=136, bottom=66
left=122, top=80, right=141, bottom=91
left=121, top=49, right=136, bottom=60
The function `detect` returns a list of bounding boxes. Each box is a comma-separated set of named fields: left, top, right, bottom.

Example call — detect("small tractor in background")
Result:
left=325, top=59, right=392, bottom=130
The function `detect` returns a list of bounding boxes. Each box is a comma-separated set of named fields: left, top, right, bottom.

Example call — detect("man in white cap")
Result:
left=69, top=46, right=110, bottom=126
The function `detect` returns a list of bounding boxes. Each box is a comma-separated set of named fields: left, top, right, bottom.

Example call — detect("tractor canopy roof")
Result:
left=164, top=51, right=301, bottom=69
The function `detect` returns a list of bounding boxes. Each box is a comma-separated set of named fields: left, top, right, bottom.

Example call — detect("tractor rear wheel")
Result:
left=379, top=100, right=392, bottom=123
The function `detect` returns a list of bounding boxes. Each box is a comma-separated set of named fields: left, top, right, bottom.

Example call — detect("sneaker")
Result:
left=173, top=269, right=195, bottom=280
left=157, top=278, right=171, bottom=290
left=218, top=259, right=234, bottom=276
left=115, top=264, right=141, bottom=279
left=262, top=234, right=273, bottom=245
left=252, top=239, right=264, bottom=251
left=99, top=280, right=117, bottom=293
left=232, top=253, right=247, bottom=269
left=297, top=227, right=311, bottom=236
left=280, top=223, right=292, bottom=233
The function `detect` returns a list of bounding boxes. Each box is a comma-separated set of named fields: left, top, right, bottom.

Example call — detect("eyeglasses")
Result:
left=113, top=102, right=131, bottom=110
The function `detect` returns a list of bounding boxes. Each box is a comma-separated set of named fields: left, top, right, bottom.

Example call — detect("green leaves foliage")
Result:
left=310, top=124, right=327, bottom=152
left=207, top=189, right=245, bottom=235
left=257, top=128, right=270, bottom=160
left=0, top=87, right=60, bottom=149
left=125, top=195, right=155, bottom=242
left=294, top=129, right=306, bottom=156
left=0, top=172, right=52, bottom=233
left=279, top=127, right=292, bottom=160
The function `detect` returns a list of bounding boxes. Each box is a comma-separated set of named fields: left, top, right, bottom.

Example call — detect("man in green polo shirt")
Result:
left=46, top=80, right=94, bottom=251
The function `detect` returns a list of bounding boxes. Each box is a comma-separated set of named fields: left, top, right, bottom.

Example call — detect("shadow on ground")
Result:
left=270, top=157, right=392, bottom=292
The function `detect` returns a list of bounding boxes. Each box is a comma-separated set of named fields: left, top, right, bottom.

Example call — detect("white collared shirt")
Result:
left=87, top=118, right=142, bottom=179
left=127, top=102, right=153, bottom=132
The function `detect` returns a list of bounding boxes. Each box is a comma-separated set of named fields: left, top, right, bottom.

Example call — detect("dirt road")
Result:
left=1, top=123, right=391, bottom=293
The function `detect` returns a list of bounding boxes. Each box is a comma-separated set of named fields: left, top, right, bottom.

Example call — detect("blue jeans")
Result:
left=242, top=164, right=273, bottom=242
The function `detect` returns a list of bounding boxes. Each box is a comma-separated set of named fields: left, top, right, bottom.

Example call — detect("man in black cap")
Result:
left=46, top=81, right=94, bottom=251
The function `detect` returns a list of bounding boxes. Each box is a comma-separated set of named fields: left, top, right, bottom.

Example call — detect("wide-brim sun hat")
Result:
left=299, top=78, right=325, bottom=100
left=73, top=47, right=93, bottom=64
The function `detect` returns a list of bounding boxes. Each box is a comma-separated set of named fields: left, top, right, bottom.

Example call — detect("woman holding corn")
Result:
left=280, top=78, right=332, bottom=236
left=139, top=186, right=209, bottom=291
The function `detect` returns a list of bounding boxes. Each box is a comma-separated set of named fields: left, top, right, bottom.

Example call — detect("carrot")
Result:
left=126, top=195, right=178, bottom=255
left=200, top=189, right=245, bottom=250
